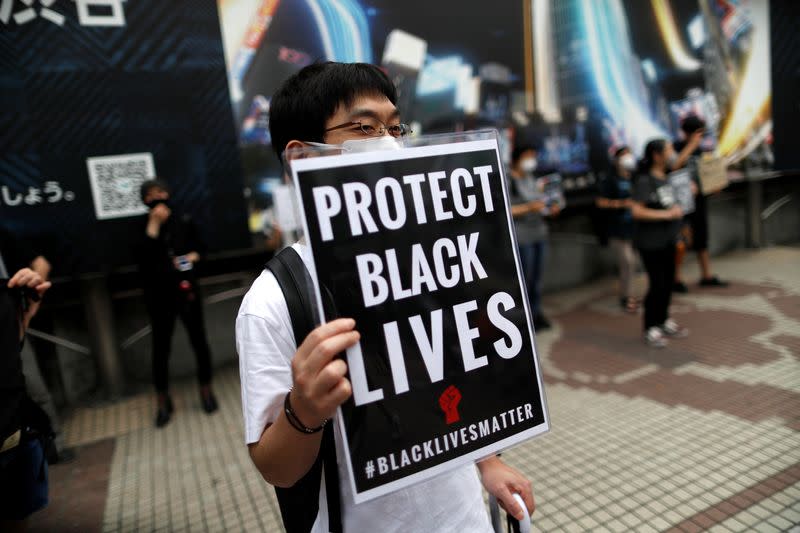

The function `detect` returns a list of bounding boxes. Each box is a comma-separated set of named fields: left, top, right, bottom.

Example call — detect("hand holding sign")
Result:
left=289, top=318, right=360, bottom=428
left=478, top=456, right=535, bottom=521
left=668, top=204, right=684, bottom=220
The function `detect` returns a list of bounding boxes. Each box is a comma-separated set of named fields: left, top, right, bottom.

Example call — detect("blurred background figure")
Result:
left=260, top=207, right=284, bottom=253
left=672, top=115, right=728, bottom=293
left=596, top=146, right=639, bottom=313
left=19, top=254, right=76, bottom=465
left=508, top=145, right=552, bottom=330
left=631, top=140, right=689, bottom=348
left=1, top=228, right=53, bottom=532
left=139, top=179, right=218, bottom=428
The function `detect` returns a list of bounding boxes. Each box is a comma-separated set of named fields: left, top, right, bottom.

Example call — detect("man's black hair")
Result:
left=680, top=114, right=706, bottom=135
left=140, top=179, right=170, bottom=203
left=511, top=145, right=537, bottom=164
left=268, top=62, right=398, bottom=159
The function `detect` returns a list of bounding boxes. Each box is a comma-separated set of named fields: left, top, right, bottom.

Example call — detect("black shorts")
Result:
left=685, top=195, right=709, bottom=251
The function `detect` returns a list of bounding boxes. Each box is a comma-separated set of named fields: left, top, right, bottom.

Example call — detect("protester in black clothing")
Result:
left=672, top=115, right=728, bottom=292
left=1, top=230, right=52, bottom=530
left=631, top=140, right=690, bottom=348
left=0, top=234, right=77, bottom=465
left=596, top=146, right=639, bottom=313
left=16, top=253, right=77, bottom=466
left=139, top=179, right=218, bottom=428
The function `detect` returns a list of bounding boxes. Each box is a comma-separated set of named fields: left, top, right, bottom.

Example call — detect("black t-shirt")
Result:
left=632, top=174, right=681, bottom=250
left=139, top=212, right=206, bottom=294
left=0, top=289, right=24, bottom=442
left=673, top=141, right=708, bottom=215
left=598, top=174, right=634, bottom=240
left=0, top=231, right=27, bottom=442
left=0, top=228, right=35, bottom=279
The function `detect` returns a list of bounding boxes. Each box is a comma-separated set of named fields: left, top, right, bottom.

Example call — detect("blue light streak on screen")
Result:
left=579, top=0, right=668, bottom=153
left=306, top=0, right=372, bottom=63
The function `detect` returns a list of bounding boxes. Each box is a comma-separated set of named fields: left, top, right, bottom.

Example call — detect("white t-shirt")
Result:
left=236, top=243, right=493, bottom=533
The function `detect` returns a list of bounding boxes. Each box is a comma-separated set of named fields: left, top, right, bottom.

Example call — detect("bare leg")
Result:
left=674, top=241, right=686, bottom=283
left=698, top=249, right=712, bottom=280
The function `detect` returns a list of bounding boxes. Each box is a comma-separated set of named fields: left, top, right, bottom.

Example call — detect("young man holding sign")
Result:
left=236, top=62, right=535, bottom=532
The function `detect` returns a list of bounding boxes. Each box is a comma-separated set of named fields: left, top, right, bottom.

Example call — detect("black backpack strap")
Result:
left=266, top=247, right=343, bottom=533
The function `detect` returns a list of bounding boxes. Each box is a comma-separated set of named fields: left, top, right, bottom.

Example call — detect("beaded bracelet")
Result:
left=284, top=391, right=327, bottom=434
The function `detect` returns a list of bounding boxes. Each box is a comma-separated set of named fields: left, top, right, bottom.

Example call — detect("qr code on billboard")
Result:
left=86, top=153, right=155, bottom=220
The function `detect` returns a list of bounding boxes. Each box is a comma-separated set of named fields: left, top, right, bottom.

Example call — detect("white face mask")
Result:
left=619, top=153, right=637, bottom=171
left=667, top=152, right=679, bottom=167
left=342, top=136, right=402, bottom=153
left=306, top=136, right=403, bottom=154
left=520, top=157, right=538, bottom=173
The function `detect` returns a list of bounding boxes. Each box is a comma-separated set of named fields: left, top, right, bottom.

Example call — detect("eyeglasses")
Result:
left=325, top=118, right=412, bottom=138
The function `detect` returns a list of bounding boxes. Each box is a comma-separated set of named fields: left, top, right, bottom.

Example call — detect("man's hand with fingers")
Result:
left=248, top=317, right=361, bottom=486
left=289, top=318, right=358, bottom=429
left=146, top=203, right=171, bottom=238
left=148, top=203, right=171, bottom=224
left=8, top=267, right=52, bottom=337
left=478, top=456, right=535, bottom=521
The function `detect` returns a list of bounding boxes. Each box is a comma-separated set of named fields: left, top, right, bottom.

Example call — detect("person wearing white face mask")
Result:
left=307, top=134, right=404, bottom=154
left=596, top=146, right=639, bottom=313
left=507, top=145, right=551, bottom=330
left=236, top=62, right=535, bottom=533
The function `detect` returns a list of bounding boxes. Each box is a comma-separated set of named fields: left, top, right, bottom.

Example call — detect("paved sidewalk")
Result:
left=30, top=247, right=800, bottom=532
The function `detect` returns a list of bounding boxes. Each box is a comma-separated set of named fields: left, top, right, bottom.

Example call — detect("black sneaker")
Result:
left=699, top=276, right=729, bottom=287
left=201, top=391, right=219, bottom=414
left=156, top=394, right=173, bottom=428
left=672, top=281, right=689, bottom=293
left=53, top=447, right=77, bottom=464
left=46, top=442, right=77, bottom=465
left=155, top=406, right=171, bottom=428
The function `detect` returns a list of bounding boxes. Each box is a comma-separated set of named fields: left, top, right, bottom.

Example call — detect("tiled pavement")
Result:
left=29, top=246, right=800, bottom=532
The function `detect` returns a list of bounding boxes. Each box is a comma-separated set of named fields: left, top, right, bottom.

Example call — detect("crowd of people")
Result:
left=506, top=114, right=726, bottom=348
left=593, top=116, right=728, bottom=348
left=1, top=61, right=731, bottom=531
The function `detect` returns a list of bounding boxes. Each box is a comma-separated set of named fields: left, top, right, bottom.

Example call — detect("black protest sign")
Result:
left=291, top=138, right=549, bottom=503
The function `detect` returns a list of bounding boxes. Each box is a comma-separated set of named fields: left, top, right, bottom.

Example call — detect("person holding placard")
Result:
left=631, top=140, right=690, bottom=348
left=236, top=62, right=534, bottom=533
left=596, top=146, right=638, bottom=313
left=671, top=115, right=728, bottom=293
left=507, top=145, right=551, bottom=330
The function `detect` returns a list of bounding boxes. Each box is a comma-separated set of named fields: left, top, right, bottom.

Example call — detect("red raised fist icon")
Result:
left=438, top=385, right=462, bottom=425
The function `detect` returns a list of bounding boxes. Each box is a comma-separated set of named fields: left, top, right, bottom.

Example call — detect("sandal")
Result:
left=620, top=297, right=639, bottom=314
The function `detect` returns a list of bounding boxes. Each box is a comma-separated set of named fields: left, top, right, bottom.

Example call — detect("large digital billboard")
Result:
left=1, top=0, right=250, bottom=275
left=218, top=0, right=774, bottom=208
